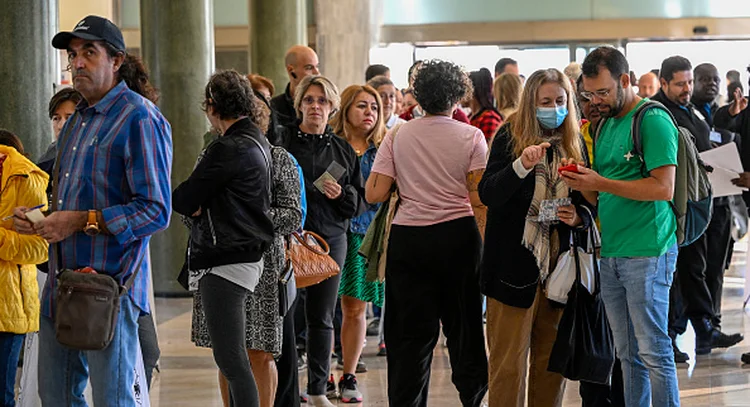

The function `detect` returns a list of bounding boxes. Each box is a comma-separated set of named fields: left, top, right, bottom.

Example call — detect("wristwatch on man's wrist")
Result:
left=83, top=210, right=100, bottom=236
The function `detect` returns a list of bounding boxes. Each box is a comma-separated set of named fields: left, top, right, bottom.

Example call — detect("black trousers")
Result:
left=294, top=288, right=307, bottom=352
left=669, top=203, right=732, bottom=336
left=274, top=296, right=301, bottom=407
left=579, top=358, right=625, bottom=407
left=385, top=217, right=488, bottom=407
left=137, top=313, right=160, bottom=389
left=705, top=203, right=732, bottom=327
left=305, top=233, right=347, bottom=395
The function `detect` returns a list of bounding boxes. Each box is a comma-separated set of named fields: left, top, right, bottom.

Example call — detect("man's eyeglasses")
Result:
left=579, top=89, right=611, bottom=101
left=302, top=96, right=329, bottom=106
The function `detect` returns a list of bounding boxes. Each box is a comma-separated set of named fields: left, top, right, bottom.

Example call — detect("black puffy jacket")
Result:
left=173, top=118, right=274, bottom=270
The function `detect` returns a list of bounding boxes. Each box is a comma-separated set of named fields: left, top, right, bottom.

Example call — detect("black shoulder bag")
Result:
left=547, top=223, right=615, bottom=384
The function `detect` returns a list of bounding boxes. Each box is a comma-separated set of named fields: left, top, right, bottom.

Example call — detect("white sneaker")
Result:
left=309, top=395, right=336, bottom=407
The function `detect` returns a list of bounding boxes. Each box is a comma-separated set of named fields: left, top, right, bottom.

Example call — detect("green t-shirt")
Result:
left=593, top=99, right=678, bottom=258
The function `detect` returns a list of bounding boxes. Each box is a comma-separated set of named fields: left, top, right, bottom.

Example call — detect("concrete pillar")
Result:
left=314, top=0, right=380, bottom=90
left=141, top=0, right=214, bottom=295
left=0, top=0, right=57, bottom=160
left=248, top=0, right=307, bottom=95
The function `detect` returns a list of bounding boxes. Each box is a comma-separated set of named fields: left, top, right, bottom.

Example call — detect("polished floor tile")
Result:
left=149, top=242, right=750, bottom=406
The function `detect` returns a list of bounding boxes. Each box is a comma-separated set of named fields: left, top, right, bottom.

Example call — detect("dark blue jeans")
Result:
left=0, top=332, right=24, bottom=407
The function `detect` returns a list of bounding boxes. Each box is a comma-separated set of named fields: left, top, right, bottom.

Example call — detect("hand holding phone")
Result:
left=558, top=164, right=581, bottom=175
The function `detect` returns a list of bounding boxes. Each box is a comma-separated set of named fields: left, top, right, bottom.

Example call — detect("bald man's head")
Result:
left=285, top=45, right=320, bottom=93
left=638, top=72, right=659, bottom=98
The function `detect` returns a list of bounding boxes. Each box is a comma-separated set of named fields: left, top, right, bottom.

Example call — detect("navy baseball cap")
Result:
left=52, top=15, right=125, bottom=51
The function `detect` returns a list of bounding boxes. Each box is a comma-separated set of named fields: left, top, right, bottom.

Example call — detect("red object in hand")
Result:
left=558, top=164, right=581, bottom=175
left=75, top=267, right=98, bottom=274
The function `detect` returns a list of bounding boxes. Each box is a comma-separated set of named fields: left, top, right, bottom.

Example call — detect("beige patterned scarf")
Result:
left=522, top=143, right=570, bottom=282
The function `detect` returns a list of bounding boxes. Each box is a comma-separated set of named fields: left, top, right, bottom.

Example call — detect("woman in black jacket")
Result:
left=479, top=68, right=595, bottom=407
left=276, top=75, right=365, bottom=407
left=173, top=70, right=274, bottom=407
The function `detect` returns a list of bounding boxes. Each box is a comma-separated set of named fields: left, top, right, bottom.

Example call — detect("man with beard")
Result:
left=562, top=46, right=680, bottom=407
left=651, top=57, right=743, bottom=363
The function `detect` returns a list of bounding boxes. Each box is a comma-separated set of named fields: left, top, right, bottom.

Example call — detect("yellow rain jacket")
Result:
left=0, top=146, right=49, bottom=334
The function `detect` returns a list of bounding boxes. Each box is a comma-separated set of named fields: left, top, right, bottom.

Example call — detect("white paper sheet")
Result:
left=700, top=142, right=744, bottom=173
left=699, top=142, right=748, bottom=198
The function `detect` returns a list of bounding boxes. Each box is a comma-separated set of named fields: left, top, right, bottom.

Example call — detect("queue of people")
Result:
left=5, top=12, right=750, bottom=407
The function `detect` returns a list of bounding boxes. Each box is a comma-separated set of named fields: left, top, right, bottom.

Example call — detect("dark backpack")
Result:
left=595, top=100, right=713, bottom=247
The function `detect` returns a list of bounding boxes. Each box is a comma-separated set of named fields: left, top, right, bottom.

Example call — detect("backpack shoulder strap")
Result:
left=631, top=100, right=678, bottom=157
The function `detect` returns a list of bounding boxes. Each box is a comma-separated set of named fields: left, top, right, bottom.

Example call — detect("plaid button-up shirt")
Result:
left=41, top=81, right=173, bottom=317
left=470, top=109, right=504, bottom=143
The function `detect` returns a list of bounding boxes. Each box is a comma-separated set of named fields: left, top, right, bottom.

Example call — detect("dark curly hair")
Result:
left=413, top=60, right=472, bottom=115
left=102, top=44, right=159, bottom=103
left=204, top=70, right=270, bottom=133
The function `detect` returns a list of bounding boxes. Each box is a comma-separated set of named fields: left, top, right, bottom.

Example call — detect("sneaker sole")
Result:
left=341, top=396, right=363, bottom=403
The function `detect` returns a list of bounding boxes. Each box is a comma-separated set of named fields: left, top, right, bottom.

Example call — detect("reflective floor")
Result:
left=149, top=243, right=750, bottom=406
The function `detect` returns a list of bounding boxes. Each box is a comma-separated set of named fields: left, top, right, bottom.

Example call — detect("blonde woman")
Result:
left=276, top=75, right=366, bottom=407
left=493, top=73, right=523, bottom=121
left=329, top=85, right=386, bottom=403
left=479, top=68, right=595, bottom=407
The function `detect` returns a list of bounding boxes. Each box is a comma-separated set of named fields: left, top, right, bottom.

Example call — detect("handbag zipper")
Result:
left=62, top=285, right=116, bottom=296
left=206, top=208, right=217, bottom=245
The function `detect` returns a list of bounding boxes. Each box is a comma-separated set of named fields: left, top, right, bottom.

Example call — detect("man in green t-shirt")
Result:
left=561, top=47, right=680, bottom=407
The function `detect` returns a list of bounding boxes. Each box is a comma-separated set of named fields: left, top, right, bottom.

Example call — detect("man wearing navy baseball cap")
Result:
left=16, top=15, right=173, bottom=406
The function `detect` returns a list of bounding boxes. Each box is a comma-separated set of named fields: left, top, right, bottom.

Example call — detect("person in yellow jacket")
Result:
left=0, top=130, right=49, bottom=407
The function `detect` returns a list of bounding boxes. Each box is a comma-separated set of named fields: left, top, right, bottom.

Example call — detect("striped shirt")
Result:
left=41, top=81, right=173, bottom=317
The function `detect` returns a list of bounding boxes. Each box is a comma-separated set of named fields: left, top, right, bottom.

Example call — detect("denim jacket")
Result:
left=350, top=143, right=380, bottom=234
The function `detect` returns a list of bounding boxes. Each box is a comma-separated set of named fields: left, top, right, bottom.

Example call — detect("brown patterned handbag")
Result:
left=287, top=231, right=340, bottom=288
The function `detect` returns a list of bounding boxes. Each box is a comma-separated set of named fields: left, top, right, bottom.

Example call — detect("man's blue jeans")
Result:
left=599, top=245, right=680, bottom=407
left=38, top=295, right=140, bottom=407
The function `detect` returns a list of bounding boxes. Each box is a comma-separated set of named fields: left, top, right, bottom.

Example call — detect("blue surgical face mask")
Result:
left=536, top=105, right=569, bottom=129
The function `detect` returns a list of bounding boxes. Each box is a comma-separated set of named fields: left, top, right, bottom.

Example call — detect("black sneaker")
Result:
left=366, top=318, right=381, bottom=336
left=741, top=352, right=750, bottom=364
left=377, top=342, right=387, bottom=357
left=338, top=374, right=363, bottom=403
left=336, top=356, right=368, bottom=373
left=326, top=374, right=339, bottom=399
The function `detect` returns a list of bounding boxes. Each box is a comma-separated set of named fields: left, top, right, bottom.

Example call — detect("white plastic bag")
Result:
left=546, top=208, right=600, bottom=304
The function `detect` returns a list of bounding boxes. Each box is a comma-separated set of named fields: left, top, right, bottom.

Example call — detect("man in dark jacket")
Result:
left=270, top=45, right=320, bottom=126
left=651, top=56, right=743, bottom=363
left=692, top=63, right=723, bottom=129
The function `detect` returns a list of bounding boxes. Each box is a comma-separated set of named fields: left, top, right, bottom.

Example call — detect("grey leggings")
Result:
left=200, top=274, right=259, bottom=407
